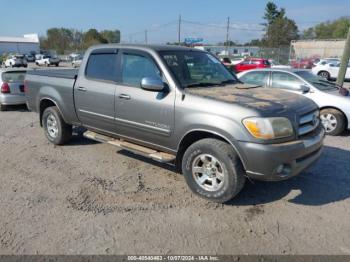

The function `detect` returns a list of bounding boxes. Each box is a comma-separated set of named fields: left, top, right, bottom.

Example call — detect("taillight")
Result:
left=24, top=80, right=29, bottom=93
left=1, top=82, right=10, bottom=94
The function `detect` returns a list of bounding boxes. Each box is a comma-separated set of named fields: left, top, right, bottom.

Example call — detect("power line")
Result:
left=182, top=19, right=265, bottom=32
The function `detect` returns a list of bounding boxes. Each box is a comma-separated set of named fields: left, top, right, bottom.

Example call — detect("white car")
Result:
left=312, top=61, right=350, bottom=80
left=3, top=55, right=28, bottom=68
left=313, top=58, right=340, bottom=67
left=71, top=55, right=83, bottom=68
left=0, top=69, right=27, bottom=111
left=35, top=55, right=60, bottom=67
left=237, top=68, right=350, bottom=136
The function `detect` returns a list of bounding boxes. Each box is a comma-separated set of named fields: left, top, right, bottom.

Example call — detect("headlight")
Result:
left=243, top=117, right=294, bottom=139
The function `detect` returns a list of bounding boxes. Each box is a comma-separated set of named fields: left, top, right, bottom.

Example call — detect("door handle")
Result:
left=119, top=94, right=131, bottom=100
left=77, top=87, right=87, bottom=92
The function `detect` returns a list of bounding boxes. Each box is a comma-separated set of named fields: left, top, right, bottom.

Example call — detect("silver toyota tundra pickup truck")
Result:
left=25, top=44, right=325, bottom=203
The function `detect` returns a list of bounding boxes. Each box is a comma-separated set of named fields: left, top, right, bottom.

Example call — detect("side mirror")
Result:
left=141, top=77, right=165, bottom=92
left=300, top=84, right=310, bottom=94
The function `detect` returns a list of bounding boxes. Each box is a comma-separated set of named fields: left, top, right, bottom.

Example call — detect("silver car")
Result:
left=0, top=69, right=27, bottom=111
left=238, top=69, right=350, bottom=136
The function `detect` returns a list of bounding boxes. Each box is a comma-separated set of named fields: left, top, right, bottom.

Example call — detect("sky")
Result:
left=1, top=0, right=350, bottom=44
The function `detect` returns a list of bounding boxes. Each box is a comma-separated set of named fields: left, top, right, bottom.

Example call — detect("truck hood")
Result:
left=186, top=84, right=317, bottom=115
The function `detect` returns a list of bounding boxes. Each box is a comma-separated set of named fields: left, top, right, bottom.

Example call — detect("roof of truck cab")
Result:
left=89, top=44, right=202, bottom=52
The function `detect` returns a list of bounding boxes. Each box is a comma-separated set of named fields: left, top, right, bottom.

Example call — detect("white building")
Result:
left=0, top=34, right=40, bottom=55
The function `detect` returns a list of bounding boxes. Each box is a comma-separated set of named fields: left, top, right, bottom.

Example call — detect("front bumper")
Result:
left=0, top=93, right=26, bottom=105
left=239, top=126, right=325, bottom=181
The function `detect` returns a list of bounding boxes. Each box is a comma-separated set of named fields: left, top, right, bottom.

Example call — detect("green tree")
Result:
left=244, top=39, right=262, bottom=46
left=263, top=1, right=285, bottom=26
left=100, top=30, right=121, bottom=43
left=42, top=28, right=74, bottom=54
left=82, top=29, right=108, bottom=49
left=301, top=27, right=316, bottom=40
left=265, top=16, right=298, bottom=47
left=262, top=2, right=298, bottom=47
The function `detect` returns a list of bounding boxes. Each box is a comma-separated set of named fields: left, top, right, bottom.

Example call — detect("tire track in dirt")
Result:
left=67, top=175, right=224, bottom=215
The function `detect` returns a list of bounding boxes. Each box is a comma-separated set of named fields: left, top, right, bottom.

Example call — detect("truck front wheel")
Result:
left=42, top=106, right=72, bottom=145
left=182, top=138, right=245, bottom=203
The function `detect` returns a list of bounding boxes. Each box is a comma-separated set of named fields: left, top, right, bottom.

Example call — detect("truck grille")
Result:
left=298, top=110, right=320, bottom=136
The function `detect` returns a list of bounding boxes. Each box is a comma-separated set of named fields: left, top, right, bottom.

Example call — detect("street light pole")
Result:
left=226, top=17, right=230, bottom=53
left=178, top=15, right=182, bottom=45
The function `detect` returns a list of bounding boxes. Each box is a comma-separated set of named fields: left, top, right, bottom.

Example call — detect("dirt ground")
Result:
left=0, top=86, right=350, bottom=255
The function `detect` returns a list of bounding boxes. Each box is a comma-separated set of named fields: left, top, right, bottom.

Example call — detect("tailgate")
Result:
left=9, top=82, right=25, bottom=94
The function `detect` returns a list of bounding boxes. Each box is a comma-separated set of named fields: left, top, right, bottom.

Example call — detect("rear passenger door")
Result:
left=114, top=50, right=175, bottom=149
left=74, top=48, right=118, bottom=132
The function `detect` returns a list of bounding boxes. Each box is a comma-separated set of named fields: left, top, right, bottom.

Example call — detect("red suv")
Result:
left=233, top=58, right=271, bottom=73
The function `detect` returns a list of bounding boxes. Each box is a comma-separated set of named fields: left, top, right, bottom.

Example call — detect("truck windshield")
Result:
left=160, top=50, right=238, bottom=88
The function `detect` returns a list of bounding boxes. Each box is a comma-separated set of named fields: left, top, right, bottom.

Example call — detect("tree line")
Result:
left=40, top=2, right=350, bottom=52
left=40, top=28, right=120, bottom=54
left=245, top=1, right=350, bottom=47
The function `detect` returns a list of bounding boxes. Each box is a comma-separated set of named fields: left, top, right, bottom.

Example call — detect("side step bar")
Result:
left=83, top=130, right=176, bottom=163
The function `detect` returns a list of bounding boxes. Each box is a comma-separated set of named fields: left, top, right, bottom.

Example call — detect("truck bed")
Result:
left=27, top=69, right=78, bottom=79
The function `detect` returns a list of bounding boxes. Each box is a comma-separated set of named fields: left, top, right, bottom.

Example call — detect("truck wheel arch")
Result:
left=39, top=98, right=66, bottom=127
left=175, top=130, right=246, bottom=173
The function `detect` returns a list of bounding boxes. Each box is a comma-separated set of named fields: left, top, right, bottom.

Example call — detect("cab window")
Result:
left=121, top=53, right=161, bottom=87
left=85, top=53, right=118, bottom=82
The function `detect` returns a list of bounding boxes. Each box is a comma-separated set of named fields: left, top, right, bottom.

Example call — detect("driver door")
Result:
left=114, top=50, right=175, bottom=149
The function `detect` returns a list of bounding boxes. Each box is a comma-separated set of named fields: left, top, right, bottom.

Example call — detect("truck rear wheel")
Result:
left=42, top=106, right=72, bottom=145
left=182, top=138, right=245, bottom=203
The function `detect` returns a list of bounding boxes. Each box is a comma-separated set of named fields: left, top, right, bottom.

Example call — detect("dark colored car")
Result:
left=25, top=54, right=36, bottom=63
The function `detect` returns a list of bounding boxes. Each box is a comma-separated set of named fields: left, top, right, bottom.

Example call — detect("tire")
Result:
left=320, top=108, right=346, bottom=136
left=318, top=71, right=330, bottom=80
left=55, top=63, right=59, bottom=67
left=42, top=106, right=72, bottom=145
left=0, top=103, right=6, bottom=111
left=182, top=138, right=246, bottom=203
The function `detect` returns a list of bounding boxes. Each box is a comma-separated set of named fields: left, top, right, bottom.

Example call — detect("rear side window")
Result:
left=240, top=71, right=269, bottom=86
left=85, top=53, right=118, bottom=82
left=2, top=71, right=26, bottom=83
left=122, top=53, right=161, bottom=87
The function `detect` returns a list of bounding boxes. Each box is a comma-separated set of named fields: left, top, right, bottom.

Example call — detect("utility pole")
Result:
left=145, top=30, right=148, bottom=44
left=337, top=27, right=350, bottom=87
left=225, top=17, right=230, bottom=53
left=178, top=15, right=182, bottom=45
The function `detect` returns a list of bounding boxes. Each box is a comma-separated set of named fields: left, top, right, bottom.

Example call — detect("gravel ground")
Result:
left=0, top=85, right=350, bottom=255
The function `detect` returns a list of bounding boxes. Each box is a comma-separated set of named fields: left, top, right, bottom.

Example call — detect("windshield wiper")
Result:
left=186, top=82, right=222, bottom=88
left=219, top=79, right=237, bottom=85
left=186, top=79, right=237, bottom=88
